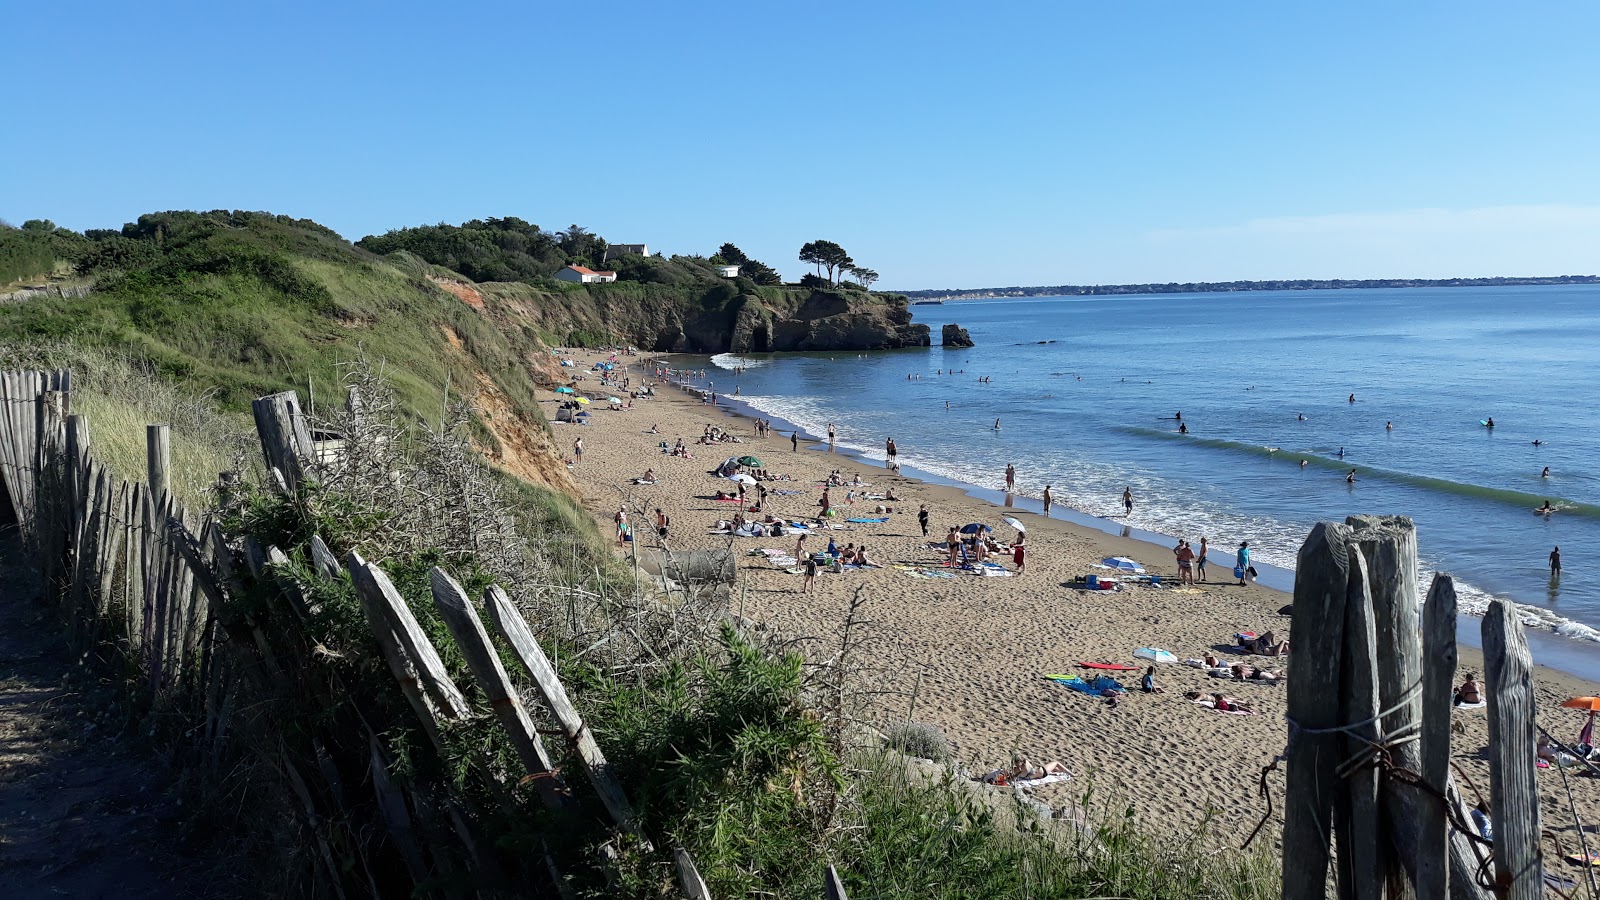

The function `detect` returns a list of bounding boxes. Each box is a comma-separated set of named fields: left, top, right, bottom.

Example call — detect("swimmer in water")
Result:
left=1346, top=469, right=1357, bottom=484
left=1386, top=421, right=1392, bottom=431
left=994, top=418, right=1001, bottom=430
left=1297, top=413, right=1305, bottom=421
left=1349, top=394, right=1356, bottom=403
left=1532, top=439, right=1543, bottom=446
left=1538, top=500, right=1554, bottom=515
left=1179, top=422, right=1188, bottom=434
left=1175, top=412, right=1183, bottom=420
left=1337, top=447, right=1345, bottom=459
left=1541, top=467, right=1550, bottom=478
left=1486, top=417, right=1495, bottom=428
left=1299, top=459, right=1308, bottom=468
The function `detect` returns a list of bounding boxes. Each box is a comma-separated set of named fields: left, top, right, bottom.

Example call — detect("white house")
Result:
left=602, top=243, right=650, bottom=261
left=555, top=265, right=618, bottom=284
left=714, top=265, right=740, bottom=278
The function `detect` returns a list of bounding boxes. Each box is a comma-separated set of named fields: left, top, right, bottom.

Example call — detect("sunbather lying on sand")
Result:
left=980, top=754, right=1070, bottom=784
left=1243, top=631, right=1289, bottom=656
left=1230, top=663, right=1283, bottom=682
left=1185, top=691, right=1255, bottom=712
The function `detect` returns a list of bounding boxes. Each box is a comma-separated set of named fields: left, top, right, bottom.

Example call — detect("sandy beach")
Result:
left=550, top=351, right=1600, bottom=848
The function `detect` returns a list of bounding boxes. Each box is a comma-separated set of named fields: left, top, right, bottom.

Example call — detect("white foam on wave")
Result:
left=710, top=353, right=772, bottom=371
left=733, top=393, right=1600, bottom=648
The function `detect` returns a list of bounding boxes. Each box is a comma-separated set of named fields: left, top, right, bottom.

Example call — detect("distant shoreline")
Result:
left=900, top=275, right=1600, bottom=301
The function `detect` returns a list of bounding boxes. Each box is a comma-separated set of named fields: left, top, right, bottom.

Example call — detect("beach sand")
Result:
left=551, top=351, right=1600, bottom=849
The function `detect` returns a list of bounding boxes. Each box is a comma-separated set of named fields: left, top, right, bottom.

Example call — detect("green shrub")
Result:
left=884, top=721, right=953, bottom=763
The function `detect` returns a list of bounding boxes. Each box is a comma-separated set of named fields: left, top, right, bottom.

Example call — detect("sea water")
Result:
left=692, top=286, right=1600, bottom=679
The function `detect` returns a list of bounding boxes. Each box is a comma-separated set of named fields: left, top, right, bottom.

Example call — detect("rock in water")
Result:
left=941, top=323, right=975, bottom=348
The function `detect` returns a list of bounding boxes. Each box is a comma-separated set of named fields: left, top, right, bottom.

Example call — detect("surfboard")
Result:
left=1076, top=662, right=1139, bottom=671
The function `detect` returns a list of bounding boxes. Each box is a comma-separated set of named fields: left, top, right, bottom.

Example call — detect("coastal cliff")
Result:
left=462, top=276, right=931, bottom=354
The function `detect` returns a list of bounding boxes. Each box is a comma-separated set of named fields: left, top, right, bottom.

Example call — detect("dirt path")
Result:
left=0, top=528, right=237, bottom=898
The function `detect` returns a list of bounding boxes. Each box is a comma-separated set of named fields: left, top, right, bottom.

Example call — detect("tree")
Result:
left=798, top=239, right=853, bottom=285
left=849, top=267, right=879, bottom=290
left=717, top=243, right=750, bottom=266
left=798, top=241, right=825, bottom=278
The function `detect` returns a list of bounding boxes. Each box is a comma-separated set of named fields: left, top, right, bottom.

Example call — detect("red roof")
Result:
left=565, top=265, right=616, bottom=276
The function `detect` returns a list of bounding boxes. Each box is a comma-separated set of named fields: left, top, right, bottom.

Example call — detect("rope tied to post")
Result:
left=1242, top=680, right=1428, bottom=850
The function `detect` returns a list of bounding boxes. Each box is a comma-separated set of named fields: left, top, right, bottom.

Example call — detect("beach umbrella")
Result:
left=575, top=396, right=590, bottom=405
left=1098, top=556, right=1146, bottom=573
left=1561, top=697, right=1600, bottom=711
left=959, top=523, right=991, bottom=534
left=1002, top=516, right=1026, bottom=532
left=607, top=397, right=622, bottom=404
left=738, top=455, right=763, bottom=467
left=728, top=473, right=757, bottom=485
left=554, top=386, right=575, bottom=394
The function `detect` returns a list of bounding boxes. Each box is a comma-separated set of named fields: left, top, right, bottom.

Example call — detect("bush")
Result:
left=884, top=721, right=952, bottom=762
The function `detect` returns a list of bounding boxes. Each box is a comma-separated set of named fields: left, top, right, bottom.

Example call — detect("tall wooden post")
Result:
left=251, top=391, right=316, bottom=494
left=1282, top=521, right=1352, bottom=900
left=1482, top=600, right=1542, bottom=899
left=146, top=424, right=171, bottom=509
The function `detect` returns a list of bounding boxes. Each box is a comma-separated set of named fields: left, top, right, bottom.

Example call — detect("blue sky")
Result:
left=4, top=1, right=1598, bottom=289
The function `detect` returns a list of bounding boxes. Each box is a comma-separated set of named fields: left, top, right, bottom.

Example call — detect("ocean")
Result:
left=686, top=285, right=1600, bottom=679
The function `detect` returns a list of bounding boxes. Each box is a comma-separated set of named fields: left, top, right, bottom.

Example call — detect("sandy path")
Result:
left=553, top=352, right=1600, bottom=851
left=0, top=530, right=240, bottom=897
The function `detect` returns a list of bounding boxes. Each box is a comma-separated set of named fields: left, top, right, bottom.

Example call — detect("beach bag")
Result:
left=1247, top=566, right=1258, bottom=578
left=1233, top=566, right=1245, bottom=580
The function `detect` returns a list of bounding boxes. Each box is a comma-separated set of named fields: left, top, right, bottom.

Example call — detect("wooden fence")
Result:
left=0, top=370, right=855, bottom=899
left=1280, top=515, right=1551, bottom=900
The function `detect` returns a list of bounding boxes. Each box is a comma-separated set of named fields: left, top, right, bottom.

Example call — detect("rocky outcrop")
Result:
left=470, top=280, right=932, bottom=354
left=758, top=291, right=930, bottom=352
left=940, top=323, right=974, bottom=348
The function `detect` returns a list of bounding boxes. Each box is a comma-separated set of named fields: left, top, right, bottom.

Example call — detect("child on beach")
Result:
left=1012, top=534, right=1026, bottom=574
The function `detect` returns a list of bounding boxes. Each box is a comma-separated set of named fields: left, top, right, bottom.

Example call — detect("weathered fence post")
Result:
left=1420, top=574, right=1458, bottom=900
left=251, top=391, right=316, bottom=494
left=1336, top=546, right=1382, bottom=900
left=1282, top=521, right=1351, bottom=900
left=1482, top=600, right=1542, bottom=898
left=146, top=424, right=171, bottom=510
left=427, top=569, right=566, bottom=810
left=482, top=584, right=648, bottom=846
left=824, top=864, right=849, bottom=900
left=346, top=551, right=471, bottom=723
left=674, top=848, right=711, bottom=900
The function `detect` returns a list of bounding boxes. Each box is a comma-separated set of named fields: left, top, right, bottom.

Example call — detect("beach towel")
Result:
left=846, top=517, right=890, bottom=523
left=1184, top=658, right=1234, bottom=670
left=1209, top=706, right=1257, bottom=717
left=1453, top=699, right=1487, bottom=710
left=1045, top=674, right=1126, bottom=696
left=1007, top=772, right=1073, bottom=789
left=772, top=489, right=806, bottom=496
left=1077, top=662, right=1140, bottom=672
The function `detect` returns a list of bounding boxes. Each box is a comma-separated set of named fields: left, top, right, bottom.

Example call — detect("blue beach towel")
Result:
left=1046, top=674, right=1127, bottom=696
left=846, top=517, right=890, bottom=523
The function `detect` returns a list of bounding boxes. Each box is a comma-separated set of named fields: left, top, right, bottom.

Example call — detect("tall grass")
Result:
left=0, top=341, right=248, bottom=505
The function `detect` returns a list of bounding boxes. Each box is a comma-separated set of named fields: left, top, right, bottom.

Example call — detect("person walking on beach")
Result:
left=945, top=527, right=961, bottom=567
left=827, top=423, right=836, bottom=445
left=918, top=504, right=930, bottom=537
left=1197, top=537, right=1209, bottom=582
left=1122, top=486, right=1134, bottom=517
left=1551, top=546, right=1561, bottom=578
left=886, top=436, right=898, bottom=469
left=802, top=554, right=818, bottom=593
left=1013, top=533, right=1027, bottom=574
left=794, top=533, right=808, bottom=564
left=1005, top=464, right=1016, bottom=492
left=655, top=508, right=670, bottom=541
left=573, top=437, right=584, bottom=464
left=791, top=431, right=799, bottom=452
left=1043, top=484, right=1053, bottom=514
left=1236, top=542, right=1251, bottom=585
